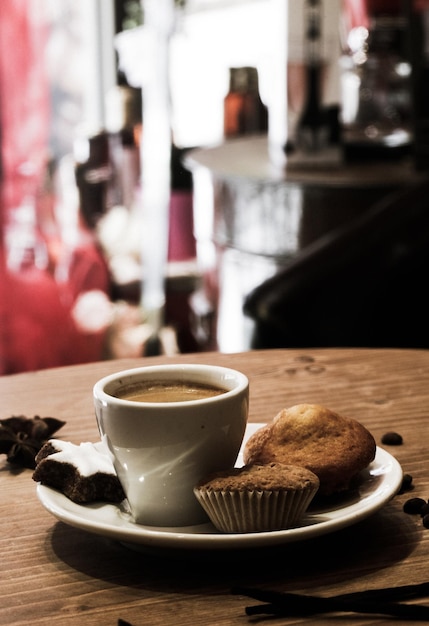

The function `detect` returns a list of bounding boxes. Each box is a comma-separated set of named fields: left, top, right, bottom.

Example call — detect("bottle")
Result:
left=223, top=67, right=268, bottom=138
left=294, top=0, right=330, bottom=153
left=74, top=131, right=113, bottom=229
left=168, top=144, right=196, bottom=263
left=105, top=85, right=142, bottom=210
left=164, top=143, right=201, bottom=354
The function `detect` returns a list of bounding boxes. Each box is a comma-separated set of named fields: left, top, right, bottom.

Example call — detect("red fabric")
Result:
left=3, top=268, right=77, bottom=373
left=2, top=242, right=111, bottom=374
left=0, top=2, right=111, bottom=374
left=0, top=0, right=51, bottom=374
left=0, top=0, right=50, bottom=212
left=0, top=248, right=7, bottom=374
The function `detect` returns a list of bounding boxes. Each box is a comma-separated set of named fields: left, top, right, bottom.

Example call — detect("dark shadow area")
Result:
left=244, top=178, right=429, bottom=350
left=47, top=502, right=418, bottom=596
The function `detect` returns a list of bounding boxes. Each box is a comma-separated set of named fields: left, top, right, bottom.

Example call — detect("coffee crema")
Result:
left=115, top=380, right=228, bottom=403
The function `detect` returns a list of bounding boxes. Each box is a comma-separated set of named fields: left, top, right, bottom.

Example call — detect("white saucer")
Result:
left=36, top=424, right=403, bottom=551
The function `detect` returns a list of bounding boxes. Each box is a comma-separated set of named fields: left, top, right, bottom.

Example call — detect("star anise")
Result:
left=0, top=415, right=66, bottom=469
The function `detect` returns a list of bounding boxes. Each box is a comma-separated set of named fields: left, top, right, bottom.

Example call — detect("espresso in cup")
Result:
left=94, top=363, right=249, bottom=527
left=115, top=380, right=227, bottom=403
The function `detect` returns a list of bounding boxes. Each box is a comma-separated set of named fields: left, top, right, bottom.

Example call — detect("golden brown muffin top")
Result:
left=195, top=462, right=320, bottom=492
left=243, top=404, right=376, bottom=496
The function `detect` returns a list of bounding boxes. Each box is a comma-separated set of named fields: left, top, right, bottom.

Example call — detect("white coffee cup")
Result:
left=93, top=363, right=249, bottom=527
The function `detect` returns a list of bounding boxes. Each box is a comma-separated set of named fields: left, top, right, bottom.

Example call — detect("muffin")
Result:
left=243, top=404, right=376, bottom=496
left=193, top=462, right=319, bottom=533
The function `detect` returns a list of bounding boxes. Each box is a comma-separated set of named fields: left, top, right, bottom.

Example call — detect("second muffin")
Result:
left=194, top=462, right=319, bottom=533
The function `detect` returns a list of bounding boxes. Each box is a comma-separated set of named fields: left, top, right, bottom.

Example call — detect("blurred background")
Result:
left=1, top=0, right=429, bottom=375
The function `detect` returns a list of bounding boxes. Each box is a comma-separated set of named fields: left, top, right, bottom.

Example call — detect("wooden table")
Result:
left=2, top=348, right=429, bottom=626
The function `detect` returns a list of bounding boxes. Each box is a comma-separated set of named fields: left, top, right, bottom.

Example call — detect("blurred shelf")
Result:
left=186, top=136, right=426, bottom=188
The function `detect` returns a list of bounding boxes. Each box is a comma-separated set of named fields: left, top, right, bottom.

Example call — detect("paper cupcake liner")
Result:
left=193, top=487, right=317, bottom=533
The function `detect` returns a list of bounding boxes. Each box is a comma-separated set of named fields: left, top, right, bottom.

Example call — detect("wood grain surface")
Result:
left=2, top=348, right=429, bottom=626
